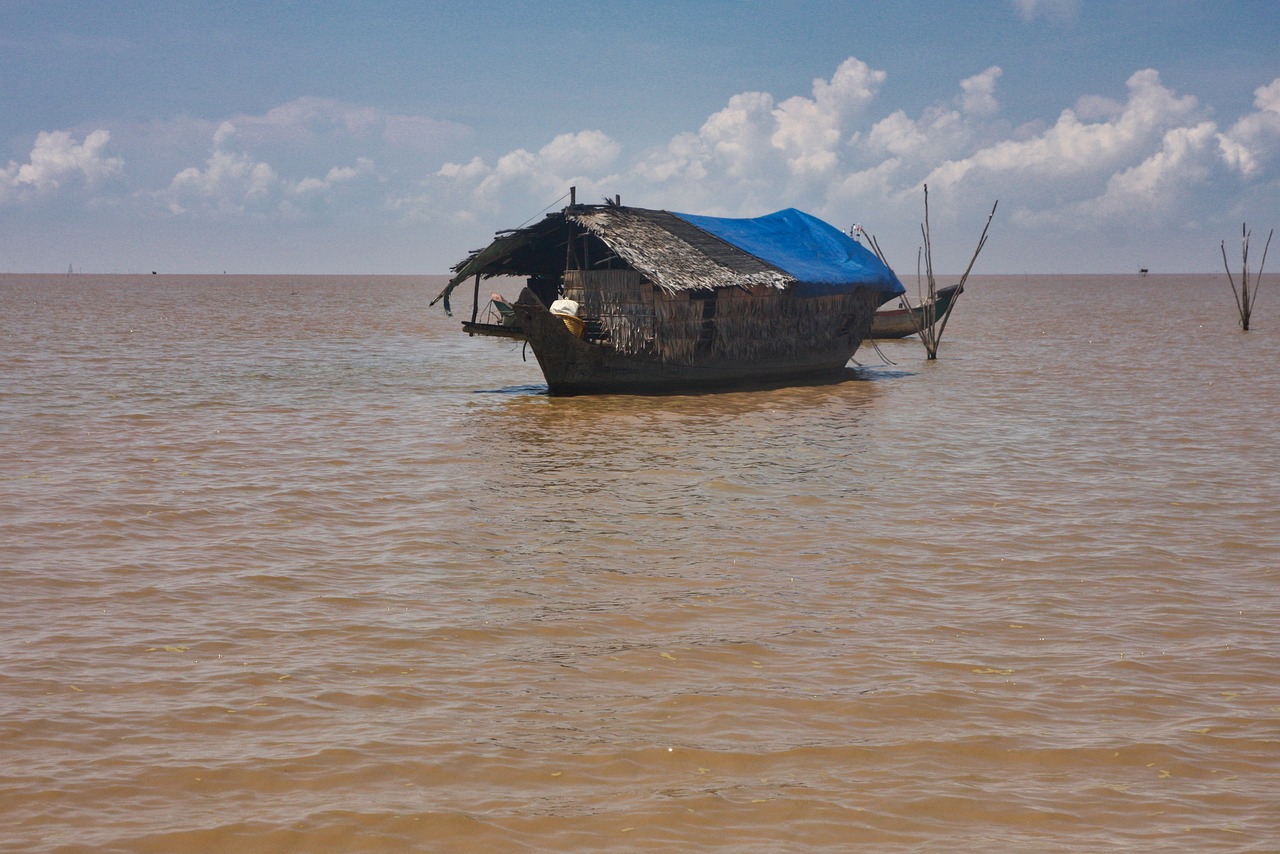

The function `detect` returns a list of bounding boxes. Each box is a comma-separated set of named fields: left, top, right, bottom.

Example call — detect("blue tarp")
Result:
left=674, top=208, right=904, bottom=298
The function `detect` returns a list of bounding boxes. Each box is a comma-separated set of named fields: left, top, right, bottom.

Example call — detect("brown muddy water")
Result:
left=2, top=273, right=1277, bottom=853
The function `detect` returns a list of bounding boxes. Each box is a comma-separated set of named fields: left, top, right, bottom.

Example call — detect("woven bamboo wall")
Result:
left=713, top=288, right=876, bottom=361
left=563, top=270, right=656, bottom=354
left=565, top=270, right=877, bottom=364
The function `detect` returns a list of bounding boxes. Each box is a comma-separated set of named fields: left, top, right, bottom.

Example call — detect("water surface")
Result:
left=2, top=273, right=1277, bottom=852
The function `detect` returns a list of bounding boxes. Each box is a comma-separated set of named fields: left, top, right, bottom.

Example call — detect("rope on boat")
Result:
left=511, top=190, right=573, bottom=232
left=852, top=339, right=896, bottom=367
left=870, top=339, right=896, bottom=365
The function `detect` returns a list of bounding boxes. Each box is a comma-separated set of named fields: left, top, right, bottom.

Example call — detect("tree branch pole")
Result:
left=910, top=186, right=997, bottom=359
left=933, top=199, right=997, bottom=349
left=1221, top=223, right=1273, bottom=331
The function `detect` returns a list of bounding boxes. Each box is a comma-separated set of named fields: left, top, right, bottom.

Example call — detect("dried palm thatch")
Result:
left=431, top=205, right=801, bottom=318
left=566, top=207, right=793, bottom=293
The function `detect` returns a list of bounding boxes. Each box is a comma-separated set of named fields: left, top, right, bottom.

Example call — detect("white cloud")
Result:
left=640, top=58, right=884, bottom=185
left=1217, top=78, right=1280, bottom=177
left=158, top=126, right=278, bottom=215
left=215, top=96, right=468, bottom=152
left=918, top=69, right=1201, bottom=197
left=959, top=67, right=1003, bottom=117
left=16, top=56, right=1273, bottom=273
left=866, top=111, right=930, bottom=158
left=157, top=106, right=395, bottom=216
left=434, top=130, right=622, bottom=206
left=433, top=57, right=1258, bottom=247
left=212, top=120, right=237, bottom=149
left=1072, top=94, right=1124, bottom=122
left=1078, top=121, right=1218, bottom=219
left=621, top=59, right=892, bottom=213
left=1011, top=0, right=1080, bottom=23
left=293, top=157, right=377, bottom=195
left=437, top=57, right=891, bottom=219
left=829, top=157, right=904, bottom=208
left=436, top=156, right=491, bottom=182
left=0, top=129, right=123, bottom=201
left=1256, top=78, right=1280, bottom=112
left=866, top=104, right=969, bottom=164
left=772, top=57, right=886, bottom=178
left=891, top=68, right=1238, bottom=241
left=398, top=136, right=572, bottom=224
left=538, top=130, right=621, bottom=175
left=633, top=91, right=774, bottom=185
left=129, top=96, right=470, bottom=221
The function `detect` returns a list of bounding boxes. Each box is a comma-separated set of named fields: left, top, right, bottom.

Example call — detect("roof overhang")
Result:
left=431, top=204, right=904, bottom=314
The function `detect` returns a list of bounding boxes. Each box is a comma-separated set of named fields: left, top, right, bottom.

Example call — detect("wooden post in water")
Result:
left=1221, top=223, right=1272, bottom=331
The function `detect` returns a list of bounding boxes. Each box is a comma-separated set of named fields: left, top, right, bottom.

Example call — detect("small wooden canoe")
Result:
left=869, top=283, right=963, bottom=338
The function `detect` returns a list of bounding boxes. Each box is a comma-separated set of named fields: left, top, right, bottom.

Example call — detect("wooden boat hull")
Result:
left=870, top=283, right=962, bottom=338
left=514, top=288, right=876, bottom=395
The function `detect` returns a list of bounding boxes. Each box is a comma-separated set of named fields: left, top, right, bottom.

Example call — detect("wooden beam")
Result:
left=470, top=273, right=480, bottom=324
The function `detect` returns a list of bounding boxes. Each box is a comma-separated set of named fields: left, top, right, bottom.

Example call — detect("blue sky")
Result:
left=2, top=0, right=1277, bottom=274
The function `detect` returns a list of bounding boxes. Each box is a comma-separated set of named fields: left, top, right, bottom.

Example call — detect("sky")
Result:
left=2, top=0, right=1278, bottom=274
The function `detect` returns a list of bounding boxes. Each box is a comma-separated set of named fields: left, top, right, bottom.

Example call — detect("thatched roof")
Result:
left=567, top=207, right=791, bottom=292
left=431, top=203, right=901, bottom=311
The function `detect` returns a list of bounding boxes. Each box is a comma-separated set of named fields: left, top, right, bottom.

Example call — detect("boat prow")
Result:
left=869, top=283, right=963, bottom=339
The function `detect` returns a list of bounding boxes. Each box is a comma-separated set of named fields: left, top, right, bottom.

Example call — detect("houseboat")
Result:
left=432, top=199, right=905, bottom=394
